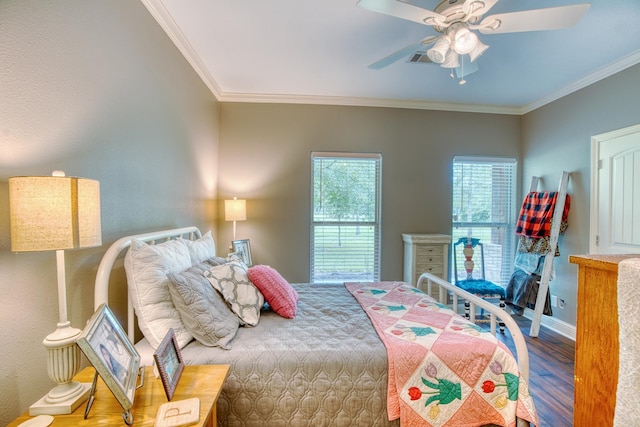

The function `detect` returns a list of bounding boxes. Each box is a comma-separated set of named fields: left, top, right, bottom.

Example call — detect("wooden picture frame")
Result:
left=153, top=328, right=185, bottom=401
left=232, top=239, right=252, bottom=266
left=77, top=303, right=141, bottom=413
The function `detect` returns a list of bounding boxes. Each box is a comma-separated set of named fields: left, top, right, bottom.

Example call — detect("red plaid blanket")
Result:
left=515, top=191, right=570, bottom=238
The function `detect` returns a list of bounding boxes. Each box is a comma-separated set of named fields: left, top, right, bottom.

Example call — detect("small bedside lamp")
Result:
left=224, top=197, right=246, bottom=241
left=9, top=171, right=102, bottom=415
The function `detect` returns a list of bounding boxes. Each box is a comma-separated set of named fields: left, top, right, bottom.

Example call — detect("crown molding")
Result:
left=141, top=0, right=640, bottom=116
left=139, top=0, right=223, bottom=99
left=523, top=49, right=640, bottom=114
left=218, top=92, right=523, bottom=115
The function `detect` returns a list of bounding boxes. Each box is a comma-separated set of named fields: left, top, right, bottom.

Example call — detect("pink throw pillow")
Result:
left=248, top=265, right=298, bottom=319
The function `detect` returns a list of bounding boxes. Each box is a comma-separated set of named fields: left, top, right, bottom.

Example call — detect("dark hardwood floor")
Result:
left=489, top=315, right=576, bottom=427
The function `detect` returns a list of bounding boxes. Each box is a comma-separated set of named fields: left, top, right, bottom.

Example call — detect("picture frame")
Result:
left=153, top=328, right=185, bottom=401
left=232, top=238, right=252, bottom=266
left=77, top=303, right=141, bottom=413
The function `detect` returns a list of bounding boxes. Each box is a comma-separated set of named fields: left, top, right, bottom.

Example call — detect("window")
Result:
left=311, top=152, right=382, bottom=283
left=452, top=156, right=517, bottom=286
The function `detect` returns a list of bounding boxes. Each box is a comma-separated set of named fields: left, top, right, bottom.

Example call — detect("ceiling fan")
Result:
left=357, top=0, right=590, bottom=84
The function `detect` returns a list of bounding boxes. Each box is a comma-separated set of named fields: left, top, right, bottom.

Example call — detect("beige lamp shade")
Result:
left=9, top=175, right=102, bottom=252
left=225, top=198, right=246, bottom=222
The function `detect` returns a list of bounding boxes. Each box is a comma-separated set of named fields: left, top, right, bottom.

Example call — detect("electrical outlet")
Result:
left=559, top=298, right=566, bottom=309
left=550, top=295, right=558, bottom=307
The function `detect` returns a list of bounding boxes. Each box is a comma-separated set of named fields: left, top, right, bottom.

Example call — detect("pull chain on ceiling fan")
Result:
left=358, top=0, right=590, bottom=84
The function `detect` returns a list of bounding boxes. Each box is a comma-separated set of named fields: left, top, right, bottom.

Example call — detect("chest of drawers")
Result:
left=402, top=234, right=450, bottom=300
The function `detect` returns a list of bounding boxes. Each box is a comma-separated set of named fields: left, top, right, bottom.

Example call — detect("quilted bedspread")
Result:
left=346, top=281, right=538, bottom=427
left=177, top=282, right=398, bottom=427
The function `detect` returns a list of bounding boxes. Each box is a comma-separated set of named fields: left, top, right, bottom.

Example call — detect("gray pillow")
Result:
left=167, top=263, right=239, bottom=349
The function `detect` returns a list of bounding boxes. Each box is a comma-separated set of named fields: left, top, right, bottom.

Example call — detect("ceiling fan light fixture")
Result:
left=440, top=50, right=460, bottom=69
left=426, top=37, right=450, bottom=64
left=453, top=27, right=478, bottom=54
left=468, top=39, right=489, bottom=62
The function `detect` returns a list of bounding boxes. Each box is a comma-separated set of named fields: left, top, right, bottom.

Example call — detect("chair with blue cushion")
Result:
left=452, top=237, right=506, bottom=333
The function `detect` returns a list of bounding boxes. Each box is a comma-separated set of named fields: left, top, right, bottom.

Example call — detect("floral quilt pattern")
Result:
left=346, top=281, right=538, bottom=427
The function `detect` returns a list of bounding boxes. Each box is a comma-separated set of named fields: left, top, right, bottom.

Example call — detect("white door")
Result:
left=590, top=124, right=640, bottom=254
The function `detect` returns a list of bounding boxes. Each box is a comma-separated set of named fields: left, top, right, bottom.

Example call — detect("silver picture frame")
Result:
left=232, top=239, right=252, bottom=266
left=77, top=303, right=141, bottom=417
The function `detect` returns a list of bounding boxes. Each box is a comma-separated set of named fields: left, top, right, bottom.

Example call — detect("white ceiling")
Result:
left=141, top=0, right=640, bottom=114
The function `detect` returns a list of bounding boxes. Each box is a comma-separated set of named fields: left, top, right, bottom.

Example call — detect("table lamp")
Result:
left=224, top=197, right=246, bottom=241
left=9, top=171, right=102, bottom=415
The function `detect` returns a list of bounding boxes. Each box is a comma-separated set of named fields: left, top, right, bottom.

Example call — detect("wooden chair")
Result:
left=452, top=237, right=506, bottom=333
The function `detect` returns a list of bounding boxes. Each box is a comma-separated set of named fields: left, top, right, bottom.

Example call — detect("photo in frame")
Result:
left=232, top=239, right=252, bottom=266
left=153, top=328, right=185, bottom=401
left=77, top=303, right=141, bottom=413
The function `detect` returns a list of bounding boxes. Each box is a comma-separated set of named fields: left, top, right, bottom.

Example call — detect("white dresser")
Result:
left=402, top=234, right=451, bottom=300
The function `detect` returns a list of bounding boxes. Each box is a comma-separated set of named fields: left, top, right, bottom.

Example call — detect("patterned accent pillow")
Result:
left=205, top=262, right=264, bottom=326
left=167, top=263, right=240, bottom=349
left=203, top=256, right=228, bottom=268
left=203, top=253, right=245, bottom=268
left=124, top=239, right=193, bottom=349
left=248, top=265, right=298, bottom=319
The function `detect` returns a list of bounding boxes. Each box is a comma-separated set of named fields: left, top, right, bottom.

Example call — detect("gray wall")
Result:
left=521, top=63, right=640, bottom=327
left=0, top=1, right=219, bottom=423
left=217, top=103, right=521, bottom=282
left=2, top=0, right=639, bottom=423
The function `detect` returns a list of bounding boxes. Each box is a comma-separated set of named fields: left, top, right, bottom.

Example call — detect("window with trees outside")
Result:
left=452, top=156, right=517, bottom=287
left=311, top=152, right=381, bottom=283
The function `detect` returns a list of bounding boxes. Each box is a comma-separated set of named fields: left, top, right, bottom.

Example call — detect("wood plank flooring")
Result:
left=490, top=315, right=576, bottom=427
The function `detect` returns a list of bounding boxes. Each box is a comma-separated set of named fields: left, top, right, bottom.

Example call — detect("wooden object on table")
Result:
left=8, top=364, right=229, bottom=427
left=569, top=254, right=639, bottom=427
left=155, top=397, right=200, bottom=427
left=402, top=233, right=450, bottom=300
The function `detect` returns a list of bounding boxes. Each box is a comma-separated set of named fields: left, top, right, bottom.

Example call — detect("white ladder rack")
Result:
left=526, top=171, right=570, bottom=337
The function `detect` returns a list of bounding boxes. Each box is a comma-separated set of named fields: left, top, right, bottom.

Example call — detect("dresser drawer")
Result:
left=415, top=263, right=444, bottom=279
left=416, top=244, right=443, bottom=255
left=415, top=253, right=443, bottom=265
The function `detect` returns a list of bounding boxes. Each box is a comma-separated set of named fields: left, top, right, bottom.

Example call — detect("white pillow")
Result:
left=204, top=261, right=264, bottom=326
left=124, top=239, right=193, bottom=349
left=182, top=231, right=216, bottom=265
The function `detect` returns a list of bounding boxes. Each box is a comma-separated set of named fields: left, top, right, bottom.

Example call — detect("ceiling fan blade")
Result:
left=368, top=36, right=438, bottom=69
left=463, top=0, right=500, bottom=19
left=357, top=0, right=447, bottom=27
left=475, top=3, right=590, bottom=34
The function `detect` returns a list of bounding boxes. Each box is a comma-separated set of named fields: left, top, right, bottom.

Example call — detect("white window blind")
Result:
left=452, top=156, right=517, bottom=286
left=311, top=152, right=381, bottom=283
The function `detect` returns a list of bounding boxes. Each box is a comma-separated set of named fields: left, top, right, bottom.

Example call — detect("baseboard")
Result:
left=522, top=308, right=576, bottom=341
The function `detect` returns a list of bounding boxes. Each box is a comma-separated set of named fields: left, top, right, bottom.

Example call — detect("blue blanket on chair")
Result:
left=456, top=279, right=505, bottom=297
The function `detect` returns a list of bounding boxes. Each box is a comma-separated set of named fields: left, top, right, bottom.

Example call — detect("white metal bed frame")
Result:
left=92, top=226, right=530, bottom=385
left=418, top=272, right=530, bottom=384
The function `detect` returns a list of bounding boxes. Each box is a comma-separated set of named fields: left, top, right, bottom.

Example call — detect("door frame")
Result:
left=590, top=123, right=640, bottom=253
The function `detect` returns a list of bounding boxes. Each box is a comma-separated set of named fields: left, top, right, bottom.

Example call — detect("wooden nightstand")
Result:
left=8, top=364, right=229, bottom=427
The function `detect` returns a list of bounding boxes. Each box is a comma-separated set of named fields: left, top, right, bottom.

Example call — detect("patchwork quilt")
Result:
left=346, top=281, right=538, bottom=427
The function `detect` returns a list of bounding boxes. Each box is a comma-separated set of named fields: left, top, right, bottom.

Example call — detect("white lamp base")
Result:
left=29, top=322, right=90, bottom=416
left=29, top=382, right=91, bottom=416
